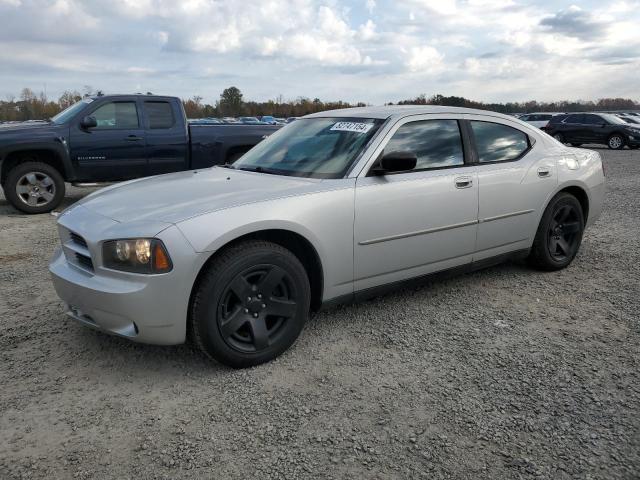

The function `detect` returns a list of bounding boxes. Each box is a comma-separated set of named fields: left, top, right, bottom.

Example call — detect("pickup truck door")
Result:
left=142, top=100, right=189, bottom=175
left=69, top=100, right=147, bottom=181
left=353, top=117, right=478, bottom=292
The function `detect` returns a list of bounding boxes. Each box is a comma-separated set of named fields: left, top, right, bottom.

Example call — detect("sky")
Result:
left=0, top=0, right=639, bottom=105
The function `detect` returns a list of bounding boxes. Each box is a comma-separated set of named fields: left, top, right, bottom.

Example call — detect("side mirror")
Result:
left=374, top=151, right=417, bottom=174
left=80, top=115, right=97, bottom=129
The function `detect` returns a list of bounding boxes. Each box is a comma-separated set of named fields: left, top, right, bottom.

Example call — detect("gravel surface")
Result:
left=0, top=147, right=638, bottom=479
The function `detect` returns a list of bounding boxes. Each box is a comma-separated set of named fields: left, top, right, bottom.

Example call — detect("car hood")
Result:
left=77, top=167, right=330, bottom=224
left=0, top=122, right=66, bottom=144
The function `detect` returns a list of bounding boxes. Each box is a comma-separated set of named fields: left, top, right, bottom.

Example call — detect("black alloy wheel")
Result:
left=191, top=240, right=310, bottom=368
left=528, top=192, right=584, bottom=271
left=218, top=264, right=298, bottom=353
left=547, top=204, right=582, bottom=262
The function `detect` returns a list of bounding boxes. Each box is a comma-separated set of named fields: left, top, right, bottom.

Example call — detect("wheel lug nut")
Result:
left=261, top=304, right=266, bottom=308
left=247, top=297, right=252, bottom=302
left=257, top=294, right=262, bottom=299
left=244, top=308, right=249, bottom=313
left=253, top=313, right=258, bottom=318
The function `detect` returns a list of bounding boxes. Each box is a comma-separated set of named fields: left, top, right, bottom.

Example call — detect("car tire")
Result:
left=553, top=133, right=565, bottom=143
left=191, top=240, right=311, bottom=368
left=607, top=134, right=625, bottom=150
left=528, top=192, right=584, bottom=271
left=4, top=161, right=65, bottom=214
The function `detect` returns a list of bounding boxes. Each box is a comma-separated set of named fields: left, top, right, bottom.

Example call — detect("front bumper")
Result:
left=48, top=206, right=201, bottom=345
left=50, top=248, right=187, bottom=344
left=626, top=134, right=640, bottom=146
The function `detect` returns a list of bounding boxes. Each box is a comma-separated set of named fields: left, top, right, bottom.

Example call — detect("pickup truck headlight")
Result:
left=102, top=238, right=172, bottom=273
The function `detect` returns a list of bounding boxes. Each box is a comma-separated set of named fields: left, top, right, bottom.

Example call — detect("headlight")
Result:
left=102, top=238, right=172, bottom=273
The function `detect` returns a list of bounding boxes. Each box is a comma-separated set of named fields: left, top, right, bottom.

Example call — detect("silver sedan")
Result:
left=49, top=106, right=605, bottom=367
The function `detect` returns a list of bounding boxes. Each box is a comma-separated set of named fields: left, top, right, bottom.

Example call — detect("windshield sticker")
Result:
left=82, top=98, right=94, bottom=104
left=330, top=122, right=374, bottom=134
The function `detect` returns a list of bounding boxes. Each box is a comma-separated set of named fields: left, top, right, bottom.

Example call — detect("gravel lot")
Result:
left=0, top=147, right=638, bottom=479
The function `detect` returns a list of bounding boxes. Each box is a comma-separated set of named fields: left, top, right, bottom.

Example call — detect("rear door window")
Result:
left=470, top=121, right=529, bottom=163
left=144, top=102, right=175, bottom=129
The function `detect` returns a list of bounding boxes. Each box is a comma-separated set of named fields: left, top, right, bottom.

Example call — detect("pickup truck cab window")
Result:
left=91, top=102, right=139, bottom=129
left=470, top=121, right=529, bottom=163
left=232, top=117, right=383, bottom=179
left=144, top=101, right=175, bottom=129
left=381, top=119, right=464, bottom=171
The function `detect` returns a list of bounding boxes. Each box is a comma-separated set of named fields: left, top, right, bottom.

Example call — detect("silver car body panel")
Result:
left=50, top=106, right=605, bottom=345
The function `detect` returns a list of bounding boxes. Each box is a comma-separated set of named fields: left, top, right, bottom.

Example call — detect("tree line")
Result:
left=1, top=86, right=638, bottom=122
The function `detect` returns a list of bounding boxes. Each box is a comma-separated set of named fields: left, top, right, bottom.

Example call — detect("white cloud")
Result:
left=406, top=45, right=444, bottom=73
left=0, top=0, right=638, bottom=104
left=358, top=19, right=376, bottom=40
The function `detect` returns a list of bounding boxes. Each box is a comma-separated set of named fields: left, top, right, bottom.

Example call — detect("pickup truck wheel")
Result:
left=4, top=161, right=65, bottom=214
left=528, top=192, right=584, bottom=271
left=191, top=240, right=310, bottom=368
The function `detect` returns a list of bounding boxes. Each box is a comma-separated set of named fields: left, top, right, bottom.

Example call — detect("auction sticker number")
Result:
left=330, top=122, right=374, bottom=134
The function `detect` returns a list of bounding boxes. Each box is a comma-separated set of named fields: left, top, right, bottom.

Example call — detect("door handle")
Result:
left=125, top=135, right=143, bottom=141
left=455, top=176, right=473, bottom=189
left=537, top=167, right=551, bottom=178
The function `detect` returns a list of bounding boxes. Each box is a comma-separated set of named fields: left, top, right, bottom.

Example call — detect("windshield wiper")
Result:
left=236, top=166, right=283, bottom=176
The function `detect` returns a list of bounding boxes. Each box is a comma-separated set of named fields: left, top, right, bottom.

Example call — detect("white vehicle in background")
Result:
left=519, top=113, right=563, bottom=129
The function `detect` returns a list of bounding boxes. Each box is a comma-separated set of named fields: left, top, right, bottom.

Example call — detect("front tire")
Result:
left=608, top=134, right=625, bottom=150
left=528, top=192, right=585, bottom=271
left=4, top=161, right=65, bottom=214
left=191, top=240, right=310, bottom=368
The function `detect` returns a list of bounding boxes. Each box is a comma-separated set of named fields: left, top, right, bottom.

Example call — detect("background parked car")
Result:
left=544, top=112, right=640, bottom=149
left=237, top=116, right=263, bottom=124
left=259, top=115, right=279, bottom=125
left=519, top=113, right=562, bottom=129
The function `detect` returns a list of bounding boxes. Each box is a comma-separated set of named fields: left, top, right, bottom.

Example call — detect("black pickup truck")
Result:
left=0, top=94, right=279, bottom=213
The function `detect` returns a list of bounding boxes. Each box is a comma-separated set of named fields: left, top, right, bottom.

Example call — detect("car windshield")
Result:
left=231, top=117, right=383, bottom=179
left=600, top=113, right=627, bottom=125
left=51, top=98, right=93, bottom=124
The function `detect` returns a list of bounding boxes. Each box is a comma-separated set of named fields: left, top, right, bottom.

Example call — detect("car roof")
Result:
left=89, top=94, right=179, bottom=101
left=304, top=105, right=518, bottom=121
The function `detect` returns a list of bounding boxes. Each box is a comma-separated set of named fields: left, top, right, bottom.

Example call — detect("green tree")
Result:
left=219, top=86, right=244, bottom=117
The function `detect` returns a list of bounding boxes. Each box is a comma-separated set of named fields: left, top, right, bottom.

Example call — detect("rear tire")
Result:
left=191, top=240, right=310, bottom=368
left=553, top=133, right=565, bottom=143
left=4, top=161, right=65, bottom=214
left=528, top=192, right=584, bottom=271
left=607, top=134, right=625, bottom=150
